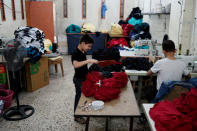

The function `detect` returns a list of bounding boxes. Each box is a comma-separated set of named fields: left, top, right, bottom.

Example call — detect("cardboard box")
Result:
left=25, top=57, right=49, bottom=92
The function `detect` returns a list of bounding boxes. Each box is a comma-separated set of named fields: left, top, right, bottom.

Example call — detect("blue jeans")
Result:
left=73, top=77, right=84, bottom=113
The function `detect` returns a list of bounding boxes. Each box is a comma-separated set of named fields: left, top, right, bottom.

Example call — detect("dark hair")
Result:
left=163, top=34, right=169, bottom=42
left=162, top=40, right=175, bottom=52
left=80, top=34, right=94, bottom=44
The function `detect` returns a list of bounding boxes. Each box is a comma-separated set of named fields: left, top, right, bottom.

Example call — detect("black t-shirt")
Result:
left=71, top=48, right=88, bottom=79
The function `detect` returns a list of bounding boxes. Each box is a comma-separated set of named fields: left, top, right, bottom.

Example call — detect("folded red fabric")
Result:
left=82, top=71, right=128, bottom=101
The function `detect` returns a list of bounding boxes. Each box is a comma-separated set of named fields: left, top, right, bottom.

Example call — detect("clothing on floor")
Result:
left=151, top=58, right=189, bottom=90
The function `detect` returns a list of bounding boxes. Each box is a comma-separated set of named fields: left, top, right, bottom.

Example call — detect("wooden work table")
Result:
left=75, top=82, right=140, bottom=131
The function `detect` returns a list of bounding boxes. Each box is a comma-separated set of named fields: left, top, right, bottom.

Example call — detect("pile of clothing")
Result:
left=122, top=57, right=153, bottom=71
left=153, top=78, right=197, bottom=102
left=81, top=23, right=96, bottom=33
left=150, top=88, right=197, bottom=131
left=126, top=7, right=143, bottom=25
left=117, top=7, right=152, bottom=40
left=66, top=24, right=81, bottom=33
left=107, top=38, right=129, bottom=48
left=89, top=62, right=123, bottom=77
left=14, top=26, right=45, bottom=63
left=82, top=71, right=128, bottom=101
left=92, top=47, right=120, bottom=61
left=129, top=22, right=152, bottom=40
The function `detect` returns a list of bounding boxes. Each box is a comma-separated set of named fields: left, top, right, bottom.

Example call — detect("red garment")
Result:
left=126, top=17, right=130, bottom=23
left=121, top=24, right=134, bottom=36
left=174, top=88, right=197, bottom=114
left=82, top=72, right=128, bottom=101
left=107, top=38, right=129, bottom=48
left=149, top=88, right=197, bottom=131
left=149, top=101, right=192, bottom=131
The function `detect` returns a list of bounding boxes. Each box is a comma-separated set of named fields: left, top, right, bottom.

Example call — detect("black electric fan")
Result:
left=2, top=40, right=34, bottom=121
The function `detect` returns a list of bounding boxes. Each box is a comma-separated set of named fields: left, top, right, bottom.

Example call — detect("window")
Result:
left=63, top=0, right=68, bottom=18
left=20, top=0, right=24, bottom=19
left=82, top=0, right=86, bottom=18
left=11, top=0, right=16, bottom=20
left=0, top=0, right=6, bottom=21
left=120, top=0, right=124, bottom=19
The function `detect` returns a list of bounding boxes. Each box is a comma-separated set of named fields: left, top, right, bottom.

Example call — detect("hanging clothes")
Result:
left=101, top=1, right=107, bottom=18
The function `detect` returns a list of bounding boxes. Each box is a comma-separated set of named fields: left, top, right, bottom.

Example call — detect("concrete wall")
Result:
left=191, top=0, right=197, bottom=55
left=0, top=0, right=26, bottom=38
left=135, top=0, right=172, bottom=44
left=56, top=0, right=135, bottom=43
left=180, top=0, right=195, bottom=55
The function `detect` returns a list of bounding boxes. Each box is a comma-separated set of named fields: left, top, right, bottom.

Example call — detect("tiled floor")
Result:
left=0, top=55, right=151, bottom=131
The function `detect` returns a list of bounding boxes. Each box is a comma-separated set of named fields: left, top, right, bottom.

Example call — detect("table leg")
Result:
left=129, top=117, right=133, bottom=131
left=105, top=117, right=109, bottom=131
left=137, top=76, right=143, bottom=102
left=85, top=117, right=90, bottom=131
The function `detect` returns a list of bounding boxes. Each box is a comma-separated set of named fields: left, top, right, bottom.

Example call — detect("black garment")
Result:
left=122, top=57, right=153, bottom=71
left=128, top=7, right=143, bottom=20
left=71, top=48, right=88, bottom=79
left=92, top=47, right=120, bottom=61
left=73, top=77, right=84, bottom=112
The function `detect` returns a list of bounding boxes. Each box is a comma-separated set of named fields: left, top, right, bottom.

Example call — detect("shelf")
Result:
left=142, top=12, right=170, bottom=15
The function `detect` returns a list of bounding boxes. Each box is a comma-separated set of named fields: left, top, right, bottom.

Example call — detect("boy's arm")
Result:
left=147, top=69, right=153, bottom=76
left=73, top=59, right=98, bottom=68
left=147, top=60, right=161, bottom=76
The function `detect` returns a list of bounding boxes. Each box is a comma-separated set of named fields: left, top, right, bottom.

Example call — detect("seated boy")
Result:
left=147, top=40, right=190, bottom=90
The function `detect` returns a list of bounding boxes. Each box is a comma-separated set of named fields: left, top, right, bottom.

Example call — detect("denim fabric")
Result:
left=152, top=78, right=197, bottom=103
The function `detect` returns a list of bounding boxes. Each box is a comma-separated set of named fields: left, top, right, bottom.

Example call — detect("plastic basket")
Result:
left=0, top=89, right=14, bottom=109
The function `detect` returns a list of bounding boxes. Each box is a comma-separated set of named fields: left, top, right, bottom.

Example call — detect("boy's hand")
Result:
left=87, top=59, right=98, bottom=64
left=148, top=54, right=156, bottom=63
